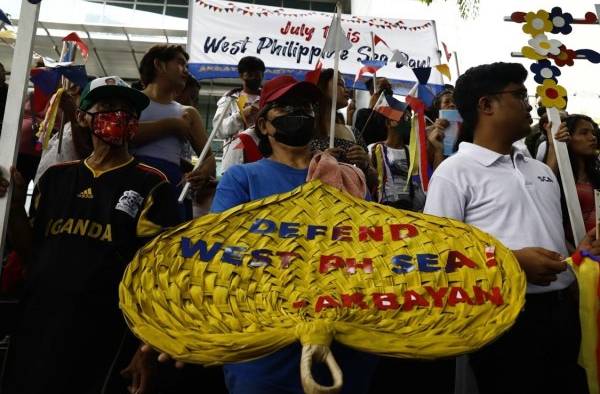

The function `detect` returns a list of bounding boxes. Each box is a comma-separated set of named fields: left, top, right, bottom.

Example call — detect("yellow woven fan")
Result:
left=120, top=180, right=526, bottom=394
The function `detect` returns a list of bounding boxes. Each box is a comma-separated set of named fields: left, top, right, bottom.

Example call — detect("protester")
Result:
left=426, top=88, right=457, bottom=168
left=354, top=77, right=390, bottom=145
left=210, top=75, right=377, bottom=393
left=544, top=114, right=600, bottom=240
left=131, top=44, right=216, bottom=221
left=311, top=68, right=377, bottom=191
left=368, top=95, right=425, bottom=210
left=34, top=78, right=94, bottom=183
left=424, top=62, right=600, bottom=394
left=213, top=56, right=264, bottom=159
left=0, top=76, right=180, bottom=394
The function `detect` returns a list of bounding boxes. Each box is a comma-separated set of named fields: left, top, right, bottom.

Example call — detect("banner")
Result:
left=188, top=0, right=444, bottom=94
left=120, top=181, right=526, bottom=371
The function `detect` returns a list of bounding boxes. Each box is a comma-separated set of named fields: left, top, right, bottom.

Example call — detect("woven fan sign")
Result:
left=120, top=181, right=525, bottom=389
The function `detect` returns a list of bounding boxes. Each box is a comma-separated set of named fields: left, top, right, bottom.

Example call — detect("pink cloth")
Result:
left=306, top=152, right=366, bottom=199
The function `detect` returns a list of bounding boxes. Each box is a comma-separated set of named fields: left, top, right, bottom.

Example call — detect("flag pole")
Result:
left=370, top=31, right=377, bottom=82
left=329, top=3, right=342, bottom=149
left=0, top=0, right=41, bottom=261
left=178, top=97, right=233, bottom=203
left=453, top=51, right=461, bottom=76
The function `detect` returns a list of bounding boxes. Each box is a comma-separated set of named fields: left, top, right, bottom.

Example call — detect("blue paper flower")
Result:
left=530, top=60, right=561, bottom=84
left=549, top=7, right=573, bottom=35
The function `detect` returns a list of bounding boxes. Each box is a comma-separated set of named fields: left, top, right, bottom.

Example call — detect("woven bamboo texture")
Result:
left=120, top=180, right=526, bottom=365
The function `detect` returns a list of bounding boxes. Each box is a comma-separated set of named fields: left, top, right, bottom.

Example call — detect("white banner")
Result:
left=188, top=0, right=444, bottom=93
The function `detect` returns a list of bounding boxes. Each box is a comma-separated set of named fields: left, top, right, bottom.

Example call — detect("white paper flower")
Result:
left=528, top=34, right=562, bottom=57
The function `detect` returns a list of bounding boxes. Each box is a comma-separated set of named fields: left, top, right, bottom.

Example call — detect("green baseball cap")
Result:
left=79, top=76, right=149, bottom=114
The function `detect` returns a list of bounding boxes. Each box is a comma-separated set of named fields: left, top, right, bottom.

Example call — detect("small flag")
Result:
left=63, top=32, right=89, bottom=59
left=323, top=13, right=352, bottom=53
left=0, top=30, right=15, bottom=40
left=0, top=8, right=12, bottom=25
left=354, top=60, right=386, bottom=83
left=434, top=64, right=451, bottom=80
left=412, top=67, right=432, bottom=85
left=441, top=42, right=452, bottom=62
left=304, top=59, right=323, bottom=85
left=374, top=94, right=407, bottom=122
left=373, top=34, right=389, bottom=48
left=390, top=49, right=409, bottom=67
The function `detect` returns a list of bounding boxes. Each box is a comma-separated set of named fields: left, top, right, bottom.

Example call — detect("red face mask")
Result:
left=87, top=110, right=139, bottom=146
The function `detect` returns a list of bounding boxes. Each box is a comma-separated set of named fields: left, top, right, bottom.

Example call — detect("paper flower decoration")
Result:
left=528, top=34, right=562, bottom=57
left=548, top=45, right=577, bottom=67
left=530, top=60, right=561, bottom=83
left=522, top=10, right=553, bottom=36
left=549, top=7, right=573, bottom=35
left=536, top=79, right=567, bottom=109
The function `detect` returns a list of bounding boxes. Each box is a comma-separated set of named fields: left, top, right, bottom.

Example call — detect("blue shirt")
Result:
left=210, top=158, right=378, bottom=394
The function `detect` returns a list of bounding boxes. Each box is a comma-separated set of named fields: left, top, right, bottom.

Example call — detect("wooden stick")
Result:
left=595, top=189, right=599, bottom=240
left=328, top=5, right=342, bottom=149
left=178, top=97, right=234, bottom=203
left=547, top=107, right=586, bottom=244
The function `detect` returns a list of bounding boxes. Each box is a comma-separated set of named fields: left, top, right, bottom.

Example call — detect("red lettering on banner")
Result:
left=341, top=293, right=368, bottom=309
left=402, top=290, right=429, bottom=311
left=315, top=295, right=340, bottom=312
left=372, top=293, right=400, bottom=310
left=447, top=287, right=474, bottom=306
left=445, top=251, right=478, bottom=272
left=473, top=286, right=504, bottom=306
left=390, top=224, right=418, bottom=240
left=424, top=286, right=448, bottom=307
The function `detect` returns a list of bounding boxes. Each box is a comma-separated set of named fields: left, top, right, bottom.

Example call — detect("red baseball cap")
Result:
left=259, top=75, right=322, bottom=110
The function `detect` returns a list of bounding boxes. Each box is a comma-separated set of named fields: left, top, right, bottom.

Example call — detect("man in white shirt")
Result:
left=424, top=62, right=599, bottom=394
left=213, top=56, right=264, bottom=161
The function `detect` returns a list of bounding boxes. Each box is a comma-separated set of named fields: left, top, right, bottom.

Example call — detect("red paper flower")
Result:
left=549, top=45, right=577, bottom=67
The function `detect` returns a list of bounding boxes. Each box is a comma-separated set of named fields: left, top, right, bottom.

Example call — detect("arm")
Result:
left=427, top=119, right=449, bottom=170
left=181, top=107, right=217, bottom=191
left=213, top=95, right=244, bottom=140
left=423, top=174, right=465, bottom=221
left=2, top=167, right=34, bottom=264
left=132, top=117, right=188, bottom=146
left=543, top=122, right=570, bottom=176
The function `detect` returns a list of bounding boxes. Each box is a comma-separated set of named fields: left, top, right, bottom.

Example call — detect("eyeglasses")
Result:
left=488, top=89, right=529, bottom=104
left=266, top=103, right=315, bottom=119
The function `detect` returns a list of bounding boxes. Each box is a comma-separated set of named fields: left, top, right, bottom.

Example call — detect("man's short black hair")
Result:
left=238, top=56, right=265, bottom=74
left=454, top=62, right=528, bottom=144
left=139, top=44, right=189, bottom=86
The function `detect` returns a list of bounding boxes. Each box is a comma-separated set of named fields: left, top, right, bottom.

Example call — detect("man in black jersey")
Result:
left=0, top=76, right=179, bottom=394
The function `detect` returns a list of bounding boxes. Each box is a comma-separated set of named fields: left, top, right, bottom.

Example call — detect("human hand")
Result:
left=140, top=344, right=185, bottom=369
left=345, top=145, right=370, bottom=170
left=120, top=346, right=158, bottom=394
left=59, top=93, right=77, bottom=119
left=184, top=159, right=217, bottom=192
left=1, top=167, right=27, bottom=210
left=323, top=147, right=346, bottom=162
left=428, top=119, right=449, bottom=152
left=242, top=105, right=259, bottom=121
left=546, top=122, right=571, bottom=145
left=512, top=247, right=567, bottom=286
left=576, top=228, right=600, bottom=257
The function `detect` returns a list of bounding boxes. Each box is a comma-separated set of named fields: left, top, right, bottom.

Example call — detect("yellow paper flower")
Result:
left=521, top=46, right=545, bottom=61
left=522, top=10, right=553, bottom=36
left=536, top=79, right=567, bottom=109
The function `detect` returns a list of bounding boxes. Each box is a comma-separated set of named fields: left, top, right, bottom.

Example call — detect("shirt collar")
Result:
left=458, top=142, right=527, bottom=167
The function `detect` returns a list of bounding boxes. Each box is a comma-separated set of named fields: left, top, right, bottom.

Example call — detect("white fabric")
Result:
left=424, top=142, right=573, bottom=294
left=536, top=141, right=548, bottom=162
left=220, top=128, right=260, bottom=175
left=34, top=122, right=79, bottom=184
left=213, top=91, right=259, bottom=140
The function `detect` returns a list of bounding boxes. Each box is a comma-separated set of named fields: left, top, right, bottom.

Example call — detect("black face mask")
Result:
left=270, top=111, right=315, bottom=147
left=394, top=120, right=412, bottom=142
left=245, top=78, right=262, bottom=91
